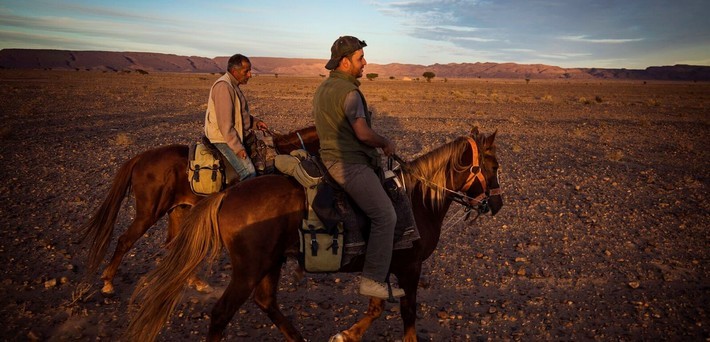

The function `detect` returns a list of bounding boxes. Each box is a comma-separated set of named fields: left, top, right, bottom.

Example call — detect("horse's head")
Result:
left=403, top=127, right=503, bottom=217
left=461, top=126, right=503, bottom=216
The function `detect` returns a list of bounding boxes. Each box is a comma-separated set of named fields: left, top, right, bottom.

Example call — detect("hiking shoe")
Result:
left=359, top=277, right=405, bottom=299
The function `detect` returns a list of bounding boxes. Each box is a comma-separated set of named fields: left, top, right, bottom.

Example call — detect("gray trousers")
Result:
left=326, top=161, right=397, bottom=282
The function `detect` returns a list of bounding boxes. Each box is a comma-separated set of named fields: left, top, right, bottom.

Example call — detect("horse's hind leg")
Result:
left=253, top=265, right=304, bottom=341
left=330, top=297, right=385, bottom=341
left=100, top=212, right=158, bottom=296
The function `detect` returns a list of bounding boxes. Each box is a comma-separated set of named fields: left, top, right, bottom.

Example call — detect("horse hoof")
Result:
left=195, top=283, right=213, bottom=293
left=328, top=333, right=345, bottom=342
left=189, top=279, right=213, bottom=293
left=100, top=283, right=115, bottom=297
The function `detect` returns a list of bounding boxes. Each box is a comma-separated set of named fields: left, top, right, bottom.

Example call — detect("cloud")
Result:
left=536, top=52, right=593, bottom=60
left=559, top=35, right=645, bottom=44
left=373, top=0, right=709, bottom=68
left=452, top=37, right=496, bottom=43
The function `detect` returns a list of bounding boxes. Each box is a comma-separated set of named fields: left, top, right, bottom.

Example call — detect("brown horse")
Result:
left=80, top=126, right=320, bottom=296
left=127, top=127, right=502, bottom=342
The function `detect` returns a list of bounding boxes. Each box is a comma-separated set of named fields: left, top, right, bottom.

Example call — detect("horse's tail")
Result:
left=79, top=153, right=139, bottom=276
left=126, top=191, right=226, bottom=342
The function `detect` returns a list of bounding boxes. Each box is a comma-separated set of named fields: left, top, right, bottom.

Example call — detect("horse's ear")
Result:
left=484, top=130, right=497, bottom=150
left=470, top=126, right=480, bottom=137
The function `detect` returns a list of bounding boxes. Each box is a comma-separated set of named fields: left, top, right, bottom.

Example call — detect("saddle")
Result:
left=275, top=151, right=420, bottom=272
left=244, top=129, right=277, bottom=175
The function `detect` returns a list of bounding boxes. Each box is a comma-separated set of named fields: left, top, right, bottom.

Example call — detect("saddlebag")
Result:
left=188, top=142, right=225, bottom=196
left=299, top=219, right=344, bottom=272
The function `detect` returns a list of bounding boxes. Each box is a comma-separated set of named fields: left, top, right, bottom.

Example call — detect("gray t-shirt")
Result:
left=344, top=90, right=366, bottom=124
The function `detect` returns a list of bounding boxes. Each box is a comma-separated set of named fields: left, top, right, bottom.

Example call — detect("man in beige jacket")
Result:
left=204, top=54, right=267, bottom=182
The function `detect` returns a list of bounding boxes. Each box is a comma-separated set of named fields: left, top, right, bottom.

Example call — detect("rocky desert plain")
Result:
left=0, top=63, right=708, bottom=341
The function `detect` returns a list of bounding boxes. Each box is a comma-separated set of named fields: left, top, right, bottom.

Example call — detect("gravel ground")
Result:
left=0, top=70, right=708, bottom=341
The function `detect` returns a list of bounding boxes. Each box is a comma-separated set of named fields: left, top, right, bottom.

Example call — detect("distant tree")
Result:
left=389, top=76, right=395, bottom=80
left=422, top=71, right=435, bottom=82
left=136, top=69, right=149, bottom=75
left=366, top=73, right=378, bottom=81
left=274, top=73, right=279, bottom=78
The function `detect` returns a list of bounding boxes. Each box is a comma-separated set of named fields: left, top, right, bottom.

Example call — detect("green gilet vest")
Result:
left=313, top=71, right=379, bottom=167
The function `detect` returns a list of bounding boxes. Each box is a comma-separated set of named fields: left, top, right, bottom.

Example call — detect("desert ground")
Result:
left=0, top=69, right=708, bottom=341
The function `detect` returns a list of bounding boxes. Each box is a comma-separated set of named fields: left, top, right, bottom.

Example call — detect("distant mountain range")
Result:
left=1, top=48, right=709, bottom=81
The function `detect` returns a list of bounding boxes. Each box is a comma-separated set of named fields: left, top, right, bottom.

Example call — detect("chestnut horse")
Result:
left=127, top=127, right=502, bottom=342
left=80, top=126, right=320, bottom=296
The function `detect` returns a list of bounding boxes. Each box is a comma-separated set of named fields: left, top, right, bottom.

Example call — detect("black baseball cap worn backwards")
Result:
left=325, top=36, right=367, bottom=70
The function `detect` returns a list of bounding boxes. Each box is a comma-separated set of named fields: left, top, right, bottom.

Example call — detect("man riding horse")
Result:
left=204, top=53, right=268, bottom=183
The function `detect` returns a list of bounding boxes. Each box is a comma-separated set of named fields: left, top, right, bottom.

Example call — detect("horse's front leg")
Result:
left=399, top=286, right=418, bottom=341
left=395, top=265, right=422, bottom=342
left=330, top=297, right=385, bottom=342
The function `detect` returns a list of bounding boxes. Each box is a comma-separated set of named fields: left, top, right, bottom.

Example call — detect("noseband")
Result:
left=449, top=137, right=502, bottom=219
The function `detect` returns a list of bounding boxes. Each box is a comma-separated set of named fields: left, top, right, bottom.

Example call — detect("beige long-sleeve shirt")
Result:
left=204, top=72, right=255, bottom=153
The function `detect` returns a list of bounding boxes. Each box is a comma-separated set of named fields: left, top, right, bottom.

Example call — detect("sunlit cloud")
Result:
left=559, top=35, right=645, bottom=44
left=502, top=48, right=535, bottom=53
left=452, top=37, right=496, bottom=43
left=536, top=52, right=593, bottom=60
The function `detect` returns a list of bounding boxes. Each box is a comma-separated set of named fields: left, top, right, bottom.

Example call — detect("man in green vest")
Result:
left=313, top=36, right=404, bottom=299
left=204, top=54, right=268, bottom=183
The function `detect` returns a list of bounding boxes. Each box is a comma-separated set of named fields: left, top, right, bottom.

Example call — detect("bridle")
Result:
left=393, top=136, right=502, bottom=221
left=450, top=137, right=503, bottom=219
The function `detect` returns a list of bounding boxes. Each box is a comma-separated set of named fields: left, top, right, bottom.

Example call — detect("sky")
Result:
left=1, top=0, right=709, bottom=69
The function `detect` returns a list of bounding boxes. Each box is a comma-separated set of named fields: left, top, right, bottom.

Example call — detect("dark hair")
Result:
left=227, top=54, right=250, bottom=72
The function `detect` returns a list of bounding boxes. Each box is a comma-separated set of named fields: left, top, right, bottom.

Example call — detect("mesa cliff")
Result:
left=1, top=48, right=708, bottom=80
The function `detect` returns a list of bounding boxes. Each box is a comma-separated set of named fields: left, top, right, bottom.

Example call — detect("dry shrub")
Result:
left=541, top=94, right=553, bottom=101
left=572, top=127, right=585, bottom=137
left=489, top=92, right=500, bottom=102
left=113, top=133, right=134, bottom=146
left=578, top=97, right=592, bottom=105
left=450, top=90, right=465, bottom=98
left=606, top=150, right=624, bottom=162
left=647, top=98, right=661, bottom=107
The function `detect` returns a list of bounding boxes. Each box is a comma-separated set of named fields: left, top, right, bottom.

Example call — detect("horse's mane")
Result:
left=404, top=136, right=472, bottom=210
